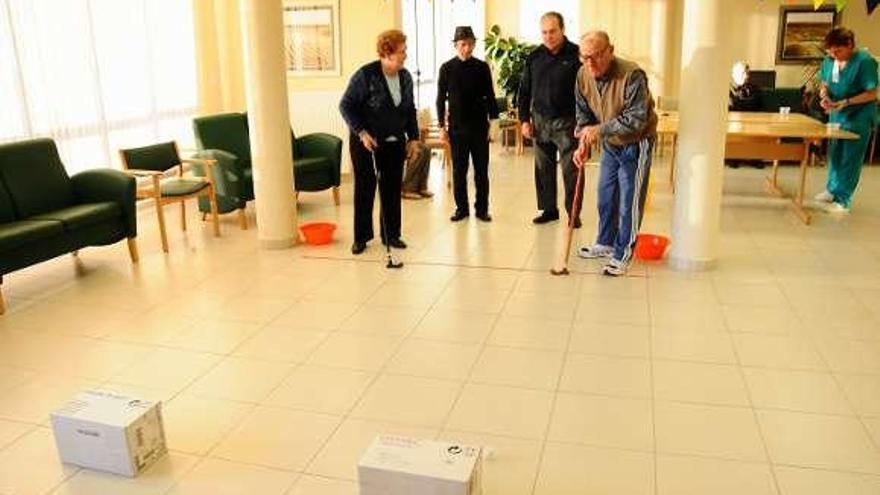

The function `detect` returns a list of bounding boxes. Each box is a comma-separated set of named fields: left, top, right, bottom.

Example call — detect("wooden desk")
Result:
left=657, top=111, right=858, bottom=224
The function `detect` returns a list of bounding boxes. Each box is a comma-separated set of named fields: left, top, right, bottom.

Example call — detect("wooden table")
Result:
left=657, top=111, right=858, bottom=224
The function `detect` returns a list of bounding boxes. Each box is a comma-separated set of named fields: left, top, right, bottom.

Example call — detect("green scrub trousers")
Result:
left=821, top=50, right=879, bottom=208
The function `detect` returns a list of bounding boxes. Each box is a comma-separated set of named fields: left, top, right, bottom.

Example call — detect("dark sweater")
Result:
left=436, top=56, right=499, bottom=132
left=517, top=38, right=581, bottom=122
left=339, top=60, right=419, bottom=142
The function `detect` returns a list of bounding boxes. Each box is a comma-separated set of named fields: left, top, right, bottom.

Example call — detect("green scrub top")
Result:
left=820, top=49, right=879, bottom=131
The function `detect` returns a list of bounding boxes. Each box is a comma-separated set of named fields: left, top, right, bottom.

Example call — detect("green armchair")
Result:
left=192, top=112, right=343, bottom=220
left=0, top=138, right=138, bottom=314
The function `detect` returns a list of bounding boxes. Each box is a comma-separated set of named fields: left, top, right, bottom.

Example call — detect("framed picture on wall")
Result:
left=283, top=0, right=341, bottom=76
left=776, top=5, right=838, bottom=64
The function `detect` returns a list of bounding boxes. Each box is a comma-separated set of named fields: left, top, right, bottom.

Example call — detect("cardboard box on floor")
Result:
left=50, top=389, right=167, bottom=477
left=358, top=435, right=482, bottom=495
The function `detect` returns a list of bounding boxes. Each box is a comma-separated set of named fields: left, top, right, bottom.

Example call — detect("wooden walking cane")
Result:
left=550, top=160, right=586, bottom=276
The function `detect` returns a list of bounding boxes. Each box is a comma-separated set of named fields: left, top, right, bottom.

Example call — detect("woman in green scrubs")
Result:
left=815, top=27, right=879, bottom=213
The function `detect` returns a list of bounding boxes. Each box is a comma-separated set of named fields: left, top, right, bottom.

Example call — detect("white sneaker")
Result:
left=814, top=190, right=834, bottom=203
left=578, top=244, right=614, bottom=259
left=602, top=258, right=629, bottom=277
left=824, top=202, right=850, bottom=214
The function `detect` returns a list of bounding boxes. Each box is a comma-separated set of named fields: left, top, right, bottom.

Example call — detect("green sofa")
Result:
left=0, top=139, right=138, bottom=314
left=192, top=112, right=343, bottom=218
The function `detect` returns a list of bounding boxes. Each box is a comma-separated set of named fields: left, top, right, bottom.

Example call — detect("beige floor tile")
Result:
left=579, top=276, right=648, bottom=300
left=774, top=466, right=880, bottom=495
left=263, top=365, right=374, bottom=415
left=469, top=346, right=564, bottom=390
left=502, top=291, right=578, bottom=321
left=446, top=383, right=554, bottom=439
left=757, top=409, right=880, bottom=474
left=433, top=288, right=510, bottom=314
left=568, top=322, right=650, bottom=358
left=306, top=418, right=436, bottom=480
left=863, top=417, right=880, bottom=448
left=836, top=373, right=880, bottom=417
left=410, top=308, right=496, bottom=344
left=732, top=334, right=825, bottom=371
left=651, top=300, right=727, bottom=331
left=272, top=301, right=361, bottom=330
left=559, top=354, right=651, bottom=398
left=722, top=304, right=802, bottom=336
left=231, top=326, right=328, bottom=363
left=744, top=368, right=853, bottom=415
left=166, top=458, right=298, bottom=495
left=306, top=333, right=402, bottom=371
left=350, top=374, right=461, bottom=427
left=185, top=357, right=292, bottom=403
left=51, top=452, right=199, bottom=495
left=288, top=475, right=358, bottom=495
left=0, top=427, right=79, bottom=495
left=210, top=295, right=296, bottom=324
left=815, top=339, right=880, bottom=374
left=533, top=442, right=654, bottom=495
left=439, top=430, right=543, bottom=495
left=0, top=365, right=37, bottom=394
left=338, top=306, right=427, bottom=337
left=655, top=402, right=767, bottom=462
left=212, top=406, right=341, bottom=471
left=162, top=394, right=253, bottom=455
left=385, top=339, right=481, bottom=380
left=656, top=455, right=777, bottom=495
left=713, top=281, right=788, bottom=306
left=652, top=329, right=737, bottom=364
left=488, top=315, right=571, bottom=351
left=365, top=281, right=446, bottom=309
left=0, top=418, right=34, bottom=450
left=515, top=271, right=583, bottom=296
left=154, top=319, right=262, bottom=354
left=0, top=373, right=101, bottom=424
left=548, top=393, right=653, bottom=451
left=575, top=297, right=651, bottom=326
left=110, top=348, right=221, bottom=392
left=653, top=361, right=750, bottom=406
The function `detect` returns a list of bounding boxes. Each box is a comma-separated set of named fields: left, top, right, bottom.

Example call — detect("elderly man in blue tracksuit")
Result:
left=574, top=31, right=658, bottom=277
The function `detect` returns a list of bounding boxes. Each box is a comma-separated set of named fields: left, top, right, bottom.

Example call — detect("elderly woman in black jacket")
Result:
left=339, top=29, right=420, bottom=255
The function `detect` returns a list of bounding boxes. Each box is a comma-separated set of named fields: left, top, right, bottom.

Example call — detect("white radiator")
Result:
left=289, top=90, right=352, bottom=174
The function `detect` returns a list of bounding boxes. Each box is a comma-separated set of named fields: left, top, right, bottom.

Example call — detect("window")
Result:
left=0, top=0, right=198, bottom=173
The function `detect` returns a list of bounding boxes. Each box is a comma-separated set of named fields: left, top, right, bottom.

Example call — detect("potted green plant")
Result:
left=484, top=24, right=536, bottom=104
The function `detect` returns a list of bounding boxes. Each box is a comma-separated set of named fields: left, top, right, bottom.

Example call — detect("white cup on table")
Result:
left=779, top=106, right=791, bottom=115
left=826, top=122, right=841, bottom=131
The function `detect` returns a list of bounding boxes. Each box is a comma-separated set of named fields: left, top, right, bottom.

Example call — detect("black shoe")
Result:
left=450, top=211, right=469, bottom=222
left=476, top=212, right=492, bottom=222
left=532, top=210, right=559, bottom=224
left=351, top=241, right=366, bottom=255
left=384, top=238, right=407, bottom=249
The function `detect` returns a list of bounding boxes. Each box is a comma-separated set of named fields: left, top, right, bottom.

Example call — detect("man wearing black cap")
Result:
left=437, top=26, right=500, bottom=222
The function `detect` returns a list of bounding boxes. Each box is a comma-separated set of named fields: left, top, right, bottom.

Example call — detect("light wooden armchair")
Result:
left=119, top=141, right=220, bottom=253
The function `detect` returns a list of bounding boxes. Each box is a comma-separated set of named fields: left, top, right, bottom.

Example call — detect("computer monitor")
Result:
left=749, top=70, right=776, bottom=89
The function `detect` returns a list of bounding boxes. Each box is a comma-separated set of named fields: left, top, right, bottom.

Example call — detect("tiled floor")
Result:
left=2, top=145, right=880, bottom=494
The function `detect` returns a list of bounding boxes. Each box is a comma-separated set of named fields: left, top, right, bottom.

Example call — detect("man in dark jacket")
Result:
left=340, top=29, right=420, bottom=255
left=518, top=11, right=582, bottom=226
left=437, top=26, right=499, bottom=222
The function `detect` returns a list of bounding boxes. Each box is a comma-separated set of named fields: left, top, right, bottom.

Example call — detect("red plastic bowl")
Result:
left=299, top=222, right=336, bottom=245
left=634, top=234, right=670, bottom=260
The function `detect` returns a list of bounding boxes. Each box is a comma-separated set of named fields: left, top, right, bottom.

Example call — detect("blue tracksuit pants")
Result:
left=596, top=137, right=654, bottom=263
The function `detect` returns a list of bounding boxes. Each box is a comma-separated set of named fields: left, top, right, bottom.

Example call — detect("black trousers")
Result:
left=350, top=138, right=405, bottom=243
left=450, top=126, right=490, bottom=215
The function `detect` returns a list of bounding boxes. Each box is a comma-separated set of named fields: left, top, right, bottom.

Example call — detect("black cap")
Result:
left=452, top=26, right=476, bottom=42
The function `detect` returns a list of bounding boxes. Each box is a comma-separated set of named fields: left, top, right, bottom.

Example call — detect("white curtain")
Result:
left=0, top=0, right=197, bottom=174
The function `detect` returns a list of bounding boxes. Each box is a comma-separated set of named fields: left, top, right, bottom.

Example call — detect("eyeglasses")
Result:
left=579, top=47, right=608, bottom=63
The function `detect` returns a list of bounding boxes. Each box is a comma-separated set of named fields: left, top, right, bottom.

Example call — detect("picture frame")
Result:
left=775, top=5, right=838, bottom=65
left=283, top=0, right=341, bottom=77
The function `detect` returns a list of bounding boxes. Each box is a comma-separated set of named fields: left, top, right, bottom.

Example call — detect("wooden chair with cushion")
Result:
left=417, top=108, right=453, bottom=188
left=119, top=141, right=220, bottom=253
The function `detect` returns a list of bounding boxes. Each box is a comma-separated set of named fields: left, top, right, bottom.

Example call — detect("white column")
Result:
left=669, top=0, right=730, bottom=271
left=240, top=0, right=297, bottom=249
